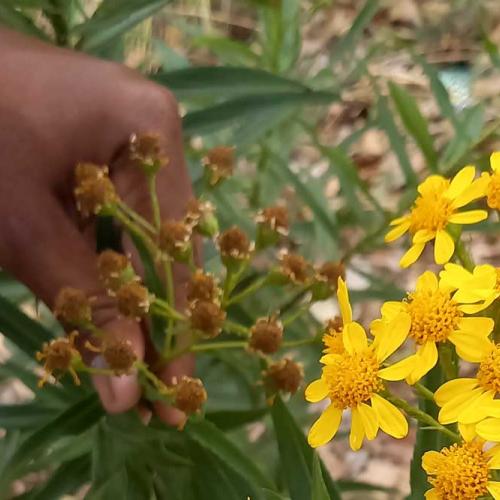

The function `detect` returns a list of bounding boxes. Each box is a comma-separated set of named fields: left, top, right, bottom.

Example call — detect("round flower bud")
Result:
left=202, top=145, right=235, bottom=186
left=102, top=339, right=137, bottom=375
left=159, top=219, right=192, bottom=261
left=272, top=251, right=311, bottom=285
left=190, top=300, right=226, bottom=338
left=185, top=198, right=219, bottom=237
left=54, top=287, right=92, bottom=327
left=186, top=270, right=220, bottom=304
left=129, top=132, right=168, bottom=175
left=311, top=261, right=345, bottom=300
left=75, top=162, right=106, bottom=184
left=217, top=226, right=253, bottom=269
left=249, top=317, right=283, bottom=354
left=173, top=376, right=207, bottom=415
left=255, top=205, right=289, bottom=249
left=264, top=358, right=304, bottom=395
left=97, top=250, right=136, bottom=292
left=116, top=282, right=150, bottom=319
left=74, top=164, right=118, bottom=217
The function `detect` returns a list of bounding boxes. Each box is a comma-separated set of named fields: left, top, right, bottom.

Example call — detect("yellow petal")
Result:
left=424, top=488, right=439, bottom=500
left=415, top=271, right=438, bottom=292
left=307, top=404, right=343, bottom=448
left=357, top=403, right=379, bottom=440
left=488, top=482, right=500, bottom=500
left=458, top=422, right=477, bottom=443
left=434, top=378, right=478, bottom=407
left=412, top=229, right=435, bottom=244
left=457, top=317, right=494, bottom=335
left=487, top=444, right=500, bottom=469
left=305, top=378, right=329, bottom=403
left=491, top=151, right=500, bottom=172
left=349, top=407, right=365, bottom=451
left=380, top=301, right=405, bottom=320
left=452, top=175, right=489, bottom=208
left=385, top=221, right=411, bottom=242
left=407, top=342, right=438, bottom=385
left=448, top=209, right=488, bottom=225
left=446, top=165, right=475, bottom=199
left=439, top=262, right=472, bottom=289
left=448, top=332, right=494, bottom=363
left=477, top=418, right=500, bottom=442
left=337, top=277, right=352, bottom=324
left=459, top=301, right=495, bottom=314
left=422, top=450, right=442, bottom=473
left=343, top=322, right=368, bottom=355
left=434, top=230, right=455, bottom=265
left=458, top=390, right=496, bottom=424
left=438, top=387, right=485, bottom=425
left=418, top=175, right=447, bottom=196
left=320, top=354, right=342, bottom=364
left=375, top=312, right=411, bottom=362
left=378, top=355, right=416, bottom=381
left=371, top=393, right=408, bottom=438
left=400, top=243, right=425, bottom=268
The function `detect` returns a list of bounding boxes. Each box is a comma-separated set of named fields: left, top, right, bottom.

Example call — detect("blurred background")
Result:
left=1, top=0, right=500, bottom=498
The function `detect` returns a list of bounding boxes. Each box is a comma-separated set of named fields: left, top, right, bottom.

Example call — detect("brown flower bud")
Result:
left=264, top=358, right=304, bottom=395
left=129, top=132, right=168, bottom=174
left=36, top=331, right=81, bottom=387
left=249, top=317, right=283, bottom=354
left=322, top=317, right=344, bottom=355
left=116, top=282, right=150, bottom=319
left=186, top=270, right=220, bottom=304
left=276, top=251, right=311, bottom=284
left=54, top=287, right=92, bottom=327
left=185, top=198, right=219, bottom=237
left=102, top=339, right=137, bottom=375
left=256, top=205, right=289, bottom=234
left=97, top=250, right=135, bottom=292
left=190, top=300, right=226, bottom=338
left=312, top=261, right=345, bottom=300
left=74, top=164, right=118, bottom=217
left=173, top=376, right=207, bottom=415
left=218, top=226, right=253, bottom=265
left=202, top=145, right=235, bottom=186
left=159, top=219, right=192, bottom=260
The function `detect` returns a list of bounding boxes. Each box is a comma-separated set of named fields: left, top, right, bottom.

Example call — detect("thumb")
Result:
left=1, top=188, right=144, bottom=413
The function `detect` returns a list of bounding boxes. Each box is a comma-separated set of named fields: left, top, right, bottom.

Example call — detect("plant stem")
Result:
left=113, top=209, right=158, bottom=255
left=282, top=337, right=316, bottom=348
left=414, top=382, right=435, bottom=402
left=386, top=394, right=459, bottom=442
left=163, top=260, right=176, bottom=353
left=191, top=340, right=248, bottom=352
left=226, top=275, right=268, bottom=305
left=148, top=174, right=161, bottom=230
left=151, top=299, right=186, bottom=321
left=136, top=361, right=172, bottom=395
left=223, top=320, right=250, bottom=337
left=282, top=303, right=310, bottom=327
left=222, top=263, right=248, bottom=307
left=438, top=343, right=458, bottom=381
left=454, top=239, right=474, bottom=272
left=117, top=201, right=156, bottom=233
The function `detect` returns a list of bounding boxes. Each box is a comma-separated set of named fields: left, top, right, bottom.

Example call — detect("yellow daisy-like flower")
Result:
left=422, top=424, right=500, bottom=500
left=440, top=263, right=500, bottom=314
left=305, top=313, right=410, bottom=450
left=482, top=152, right=500, bottom=210
left=385, top=166, right=487, bottom=268
left=375, top=271, right=494, bottom=384
left=435, top=340, right=500, bottom=425
left=321, top=278, right=353, bottom=355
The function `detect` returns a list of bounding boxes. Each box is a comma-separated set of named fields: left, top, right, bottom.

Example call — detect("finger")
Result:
left=0, top=187, right=144, bottom=413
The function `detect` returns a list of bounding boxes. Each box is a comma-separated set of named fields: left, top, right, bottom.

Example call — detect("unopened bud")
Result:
left=202, top=146, right=235, bottom=186
left=173, top=376, right=207, bottom=415
left=271, top=251, right=311, bottom=285
left=185, top=198, right=219, bottom=237
left=311, top=261, right=345, bottom=300
left=217, top=226, right=253, bottom=269
left=103, top=340, right=137, bottom=375
left=74, top=164, right=117, bottom=217
left=190, top=300, right=226, bottom=338
left=255, top=205, right=289, bottom=249
left=264, top=358, right=304, bottom=395
left=159, top=219, right=192, bottom=261
left=54, top=287, right=92, bottom=327
left=129, top=132, right=168, bottom=175
left=97, top=250, right=136, bottom=292
left=187, top=270, right=220, bottom=304
left=249, top=317, right=283, bottom=354
left=116, top=282, right=150, bottom=319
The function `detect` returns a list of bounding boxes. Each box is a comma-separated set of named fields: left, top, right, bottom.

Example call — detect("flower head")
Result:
left=249, top=316, right=283, bottom=354
left=97, top=250, right=136, bottom=292
left=256, top=205, right=289, bottom=235
left=54, top=287, right=92, bottom=327
left=202, top=145, right=235, bottom=186
left=312, top=261, right=345, bottom=300
left=185, top=198, right=218, bottom=237
left=116, top=282, right=151, bottom=319
left=276, top=251, right=311, bottom=285
left=36, top=331, right=81, bottom=387
left=375, top=271, right=494, bottom=385
left=129, top=132, right=168, bottom=174
left=159, top=219, right=192, bottom=261
left=186, top=269, right=220, bottom=304
left=85, top=338, right=137, bottom=376
left=190, top=300, right=226, bottom=338
left=306, top=280, right=410, bottom=450
left=385, top=166, right=487, bottom=267
left=217, top=226, right=253, bottom=266
left=264, top=358, right=304, bottom=395
left=172, top=376, right=207, bottom=415
left=422, top=426, right=500, bottom=500
left=482, top=152, right=500, bottom=210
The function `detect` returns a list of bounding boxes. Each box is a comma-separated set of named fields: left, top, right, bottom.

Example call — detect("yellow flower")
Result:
left=435, top=340, right=500, bottom=425
left=305, top=313, right=410, bottom=450
left=482, top=152, right=500, bottom=210
left=422, top=425, right=500, bottom=500
left=321, top=278, right=353, bottom=355
left=385, top=166, right=487, bottom=268
left=375, top=271, right=494, bottom=384
left=440, top=263, right=500, bottom=314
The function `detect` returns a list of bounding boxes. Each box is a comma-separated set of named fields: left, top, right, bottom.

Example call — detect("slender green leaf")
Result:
left=263, top=490, right=290, bottom=500
left=0, top=5, right=50, bottom=39
left=153, top=66, right=309, bottom=100
left=311, top=455, right=330, bottom=500
left=193, top=36, right=260, bottom=66
left=0, top=294, right=55, bottom=357
left=338, top=479, right=396, bottom=493
left=206, top=408, right=268, bottom=431
left=186, top=418, right=274, bottom=490
left=389, top=82, right=438, bottom=172
left=76, top=0, right=171, bottom=52
left=0, top=404, right=57, bottom=430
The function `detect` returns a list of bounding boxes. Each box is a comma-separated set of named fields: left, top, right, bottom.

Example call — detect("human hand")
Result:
left=0, top=28, right=193, bottom=423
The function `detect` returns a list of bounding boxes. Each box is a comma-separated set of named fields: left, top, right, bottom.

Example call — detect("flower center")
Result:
left=323, top=349, right=383, bottom=409
left=477, top=344, right=500, bottom=393
left=406, top=289, right=462, bottom=345
left=430, top=442, right=489, bottom=500
left=409, top=180, right=454, bottom=234
left=486, top=171, right=500, bottom=210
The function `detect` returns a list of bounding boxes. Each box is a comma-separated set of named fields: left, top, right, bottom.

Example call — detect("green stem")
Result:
left=223, top=320, right=250, bottom=337
left=191, top=340, right=248, bottom=352
left=117, top=201, right=156, bottom=233
left=454, top=239, right=474, bottom=272
left=148, top=174, right=161, bottom=230
left=386, top=394, right=459, bottom=442
left=163, top=260, right=176, bottom=354
left=438, top=343, right=458, bottom=381
left=136, top=361, right=172, bottom=395
left=113, top=209, right=158, bottom=256
left=282, top=337, right=316, bottom=348
left=222, top=263, right=248, bottom=307
left=282, top=303, right=310, bottom=327
left=226, top=275, right=268, bottom=305
left=151, top=299, right=186, bottom=321
left=414, top=382, right=435, bottom=402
